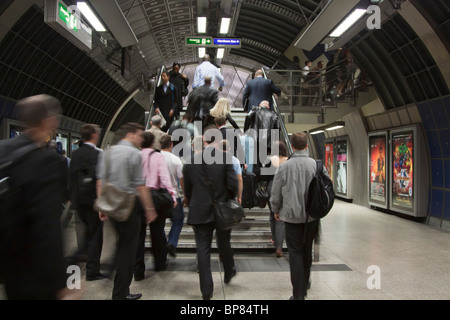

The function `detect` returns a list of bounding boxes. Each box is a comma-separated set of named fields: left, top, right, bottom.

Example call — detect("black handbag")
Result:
left=201, top=163, right=245, bottom=230
left=151, top=188, right=173, bottom=219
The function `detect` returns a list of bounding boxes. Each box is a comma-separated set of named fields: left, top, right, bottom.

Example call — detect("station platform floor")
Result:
left=1, top=200, right=450, bottom=300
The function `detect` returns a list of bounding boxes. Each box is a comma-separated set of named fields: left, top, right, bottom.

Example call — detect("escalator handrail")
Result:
left=261, top=68, right=294, bottom=156
left=146, top=65, right=166, bottom=131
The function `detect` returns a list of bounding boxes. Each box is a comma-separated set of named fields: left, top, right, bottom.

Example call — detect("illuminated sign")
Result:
left=185, top=36, right=241, bottom=48
left=45, top=0, right=93, bottom=51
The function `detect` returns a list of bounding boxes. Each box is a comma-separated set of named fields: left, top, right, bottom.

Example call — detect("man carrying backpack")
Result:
left=270, top=132, right=331, bottom=300
left=68, top=124, right=107, bottom=281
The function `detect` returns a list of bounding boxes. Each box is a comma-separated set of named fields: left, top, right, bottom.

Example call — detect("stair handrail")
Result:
left=261, top=68, right=294, bottom=156
left=145, top=65, right=166, bottom=131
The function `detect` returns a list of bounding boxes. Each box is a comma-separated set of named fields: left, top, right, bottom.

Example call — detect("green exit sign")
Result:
left=186, top=37, right=212, bottom=46
left=58, top=2, right=78, bottom=31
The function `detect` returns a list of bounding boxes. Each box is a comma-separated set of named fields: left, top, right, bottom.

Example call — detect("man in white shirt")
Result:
left=159, top=134, right=185, bottom=257
left=192, top=54, right=225, bottom=91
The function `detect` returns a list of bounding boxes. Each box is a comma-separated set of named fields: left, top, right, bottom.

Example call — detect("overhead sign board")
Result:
left=185, top=36, right=241, bottom=48
left=44, top=0, right=93, bottom=51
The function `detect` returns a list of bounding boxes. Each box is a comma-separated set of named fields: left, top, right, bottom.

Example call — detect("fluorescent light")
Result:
left=325, top=125, right=344, bottom=131
left=219, top=17, right=231, bottom=34
left=198, top=47, right=206, bottom=58
left=77, top=2, right=107, bottom=32
left=217, top=48, right=225, bottom=59
left=197, top=17, right=207, bottom=33
left=310, top=130, right=325, bottom=135
left=329, top=8, right=366, bottom=37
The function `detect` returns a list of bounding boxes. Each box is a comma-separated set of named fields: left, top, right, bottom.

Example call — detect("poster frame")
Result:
left=335, top=137, right=349, bottom=197
left=389, top=126, right=416, bottom=216
left=368, top=131, right=388, bottom=209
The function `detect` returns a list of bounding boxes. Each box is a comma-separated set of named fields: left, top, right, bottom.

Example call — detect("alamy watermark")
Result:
left=366, top=265, right=381, bottom=290
left=366, top=5, right=382, bottom=31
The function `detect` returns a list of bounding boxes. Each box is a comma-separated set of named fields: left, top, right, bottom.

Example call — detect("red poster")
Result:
left=325, top=143, right=334, bottom=183
left=369, top=136, right=386, bottom=204
left=392, top=133, right=413, bottom=210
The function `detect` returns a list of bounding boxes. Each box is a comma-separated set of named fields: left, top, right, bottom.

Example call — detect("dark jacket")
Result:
left=169, top=71, right=189, bottom=117
left=203, top=113, right=239, bottom=131
left=0, top=134, right=67, bottom=299
left=187, top=85, right=218, bottom=121
left=243, top=76, right=281, bottom=112
left=68, top=143, right=100, bottom=209
left=183, top=146, right=238, bottom=225
left=244, top=106, right=280, bottom=144
left=154, top=82, right=179, bottom=120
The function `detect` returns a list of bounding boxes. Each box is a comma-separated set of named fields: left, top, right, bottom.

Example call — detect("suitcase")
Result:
left=241, top=170, right=256, bottom=209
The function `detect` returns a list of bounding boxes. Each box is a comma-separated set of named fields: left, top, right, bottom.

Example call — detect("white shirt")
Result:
left=161, top=150, right=183, bottom=198
left=192, top=61, right=225, bottom=89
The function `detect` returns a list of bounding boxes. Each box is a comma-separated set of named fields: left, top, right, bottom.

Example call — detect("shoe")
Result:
left=202, top=293, right=213, bottom=300
left=86, top=273, right=109, bottom=281
left=134, top=274, right=145, bottom=281
left=125, top=293, right=142, bottom=300
left=289, top=295, right=305, bottom=300
left=224, top=266, right=237, bottom=284
left=167, top=244, right=177, bottom=258
left=155, top=262, right=169, bottom=271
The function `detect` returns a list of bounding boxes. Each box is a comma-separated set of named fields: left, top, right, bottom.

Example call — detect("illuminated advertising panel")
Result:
left=369, top=134, right=387, bottom=207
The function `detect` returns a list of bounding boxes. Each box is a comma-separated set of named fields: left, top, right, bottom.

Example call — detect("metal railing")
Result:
left=145, top=65, right=166, bottom=131
left=262, top=68, right=294, bottom=156
left=265, top=58, right=366, bottom=122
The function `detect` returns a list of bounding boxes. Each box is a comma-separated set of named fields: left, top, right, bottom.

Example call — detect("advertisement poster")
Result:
left=325, top=143, right=334, bottom=183
left=369, top=135, right=387, bottom=205
left=392, top=133, right=414, bottom=210
left=335, top=140, right=348, bottom=195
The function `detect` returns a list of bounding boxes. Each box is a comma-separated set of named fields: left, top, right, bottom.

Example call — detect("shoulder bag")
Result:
left=94, top=149, right=136, bottom=222
left=201, top=162, right=245, bottom=230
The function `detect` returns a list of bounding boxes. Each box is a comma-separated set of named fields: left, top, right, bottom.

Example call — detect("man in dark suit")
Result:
left=154, top=71, right=179, bottom=131
left=187, top=76, right=218, bottom=122
left=243, top=69, right=281, bottom=112
left=183, top=126, right=239, bottom=300
left=0, top=95, right=72, bottom=299
left=68, top=124, right=106, bottom=281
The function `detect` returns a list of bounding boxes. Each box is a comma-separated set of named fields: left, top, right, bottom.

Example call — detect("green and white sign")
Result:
left=45, top=0, right=93, bottom=51
left=186, top=37, right=212, bottom=46
left=185, top=36, right=241, bottom=48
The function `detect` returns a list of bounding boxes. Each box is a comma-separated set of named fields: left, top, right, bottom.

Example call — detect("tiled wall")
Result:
left=417, top=96, right=450, bottom=224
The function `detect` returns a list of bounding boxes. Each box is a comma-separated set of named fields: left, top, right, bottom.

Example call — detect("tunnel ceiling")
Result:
left=112, top=0, right=323, bottom=76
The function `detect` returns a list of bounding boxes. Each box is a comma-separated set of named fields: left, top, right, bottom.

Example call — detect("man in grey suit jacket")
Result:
left=243, top=69, right=281, bottom=112
left=183, top=126, right=238, bottom=300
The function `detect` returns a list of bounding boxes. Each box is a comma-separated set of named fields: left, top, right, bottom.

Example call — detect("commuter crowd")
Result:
left=0, top=54, right=331, bottom=301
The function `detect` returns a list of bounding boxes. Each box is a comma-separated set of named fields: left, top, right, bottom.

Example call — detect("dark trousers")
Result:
left=285, top=219, right=319, bottom=300
left=135, top=206, right=168, bottom=275
left=68, top=204, right=103, bottom=278
left=110, top=199, right=141, bottom=300
left=193, top=222, right=235, bottom=297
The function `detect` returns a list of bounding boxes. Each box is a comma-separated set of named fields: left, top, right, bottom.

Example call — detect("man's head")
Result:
left=151, top=115, right=162, bottom=128
left=203, top=125, right=221, bottom=146
left=317, top=61, right=325, bottom=69
left=80, top=124, right=101, bottom=145
left=172, top=62, right=181, bottom=74
left=221, top=139, right=231, bottom=153
left=290, top=132, right=308, bottom=151
left=214, top=116, right=227, bottom=128
left=161, top=71, right=170, bottom=84
left=160, top=134, right=173, bottom=151
left=16, top=94, right=62, bottom=142
left=141, top=131, right=155, bottom=149
left=255, top=69, right=264, bottom=78
left=259, top=100, right=270, bottom=109
left=121, top=122, right=145, bottom=148
left=305, top=60, right=312, bottom=68
left=203, top=54, right=211, bottom=62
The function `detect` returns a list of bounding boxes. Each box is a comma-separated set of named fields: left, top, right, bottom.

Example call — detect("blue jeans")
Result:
left=167, top=198, right=184, bottom=247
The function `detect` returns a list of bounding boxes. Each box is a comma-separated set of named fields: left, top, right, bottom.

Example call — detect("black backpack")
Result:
left=74, top=147, right=99, bottom=206
left=306, top=160, right=334, bottom=220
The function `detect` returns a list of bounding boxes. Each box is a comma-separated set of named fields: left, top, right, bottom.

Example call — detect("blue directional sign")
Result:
left=213, top=38, right=241, bottom=47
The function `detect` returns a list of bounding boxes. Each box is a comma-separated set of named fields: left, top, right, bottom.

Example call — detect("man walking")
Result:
left=192, top=54, right=225, bottom=91
left=98, top=123, right=157, bottom=300
left=68, top=124, right=106, bottom=281
left=154, top=72, right=179, bottom=131
left=270, top=132, right=330, bottom=300
left=243, top=69, right=281, bottom=112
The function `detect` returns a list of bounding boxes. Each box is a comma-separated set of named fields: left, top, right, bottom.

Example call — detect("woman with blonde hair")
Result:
left=203, top=98, right=240, bottom=130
